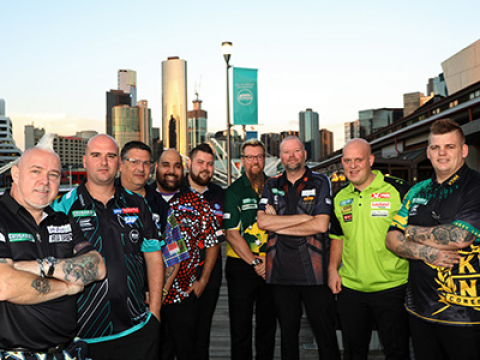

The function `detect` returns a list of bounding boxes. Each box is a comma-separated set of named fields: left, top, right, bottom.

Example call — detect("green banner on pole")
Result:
left=233, top=67, right=258, bottom=125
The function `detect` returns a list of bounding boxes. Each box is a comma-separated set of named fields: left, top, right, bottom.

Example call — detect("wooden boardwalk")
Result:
left=208, top=248, right=385, bottom=359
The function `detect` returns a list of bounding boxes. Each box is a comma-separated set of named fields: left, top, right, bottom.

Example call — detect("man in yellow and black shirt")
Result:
left=387, top=119, right=480, bottom=360
left=223, top=139, right=276, bottom=360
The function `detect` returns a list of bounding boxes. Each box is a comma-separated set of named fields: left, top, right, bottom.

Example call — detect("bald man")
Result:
left=53, top=134, right=164, bottom=360
left=328, top=138, right=410, bottom=360
left=0, top=146, right=105, bottom=360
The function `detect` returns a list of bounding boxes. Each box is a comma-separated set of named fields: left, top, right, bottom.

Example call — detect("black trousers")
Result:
left=161, top=295, right=200, bottom=360
left=336, top=285, right=410, bottom=360
left=226, top=257, right=277, bottom=360
left=88, top=315, right=160, bottom=360
left=272, top=284, right=340, bottom=360
left=409, top=314, right=480, bottom=360
left=197, top=287, right=220, bottom=360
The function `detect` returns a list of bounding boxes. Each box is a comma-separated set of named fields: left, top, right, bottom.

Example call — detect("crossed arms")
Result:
left=386, top=223, right=476, bottom=268
left=257, top=204, right=330, bottom=236
left=0, top=247, right=106, bottom=305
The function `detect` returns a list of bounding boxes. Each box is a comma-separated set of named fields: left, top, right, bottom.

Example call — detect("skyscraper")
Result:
left=299, top=108, right=321, bottom=161
left=162, top=56, right=188, bottom=156
left=138, top=100, right=152, bottom=147
left=0, top=99, right=22, bottom=165
left=112, top=104, right=140, bottom=150
left=187, top=94, right=207, bottom=152
left=118, top=69, right=137, bottom=106
left=319, top=128, right=334, bottom=159
left=106, top=90, right=131, bottom=136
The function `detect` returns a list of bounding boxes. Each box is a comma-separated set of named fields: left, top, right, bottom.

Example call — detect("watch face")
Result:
left=252, top=258, right=261, bottom=266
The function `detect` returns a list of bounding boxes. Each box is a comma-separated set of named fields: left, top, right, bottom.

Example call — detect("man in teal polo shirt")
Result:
left=329, top=138, right=410, bottom=360
left=223, top=139, right=276, bottom=360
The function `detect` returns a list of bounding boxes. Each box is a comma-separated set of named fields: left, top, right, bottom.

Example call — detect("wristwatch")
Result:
left=46, top=256, right=57, bottom=277
left=252, top=258, right=261, bottom=267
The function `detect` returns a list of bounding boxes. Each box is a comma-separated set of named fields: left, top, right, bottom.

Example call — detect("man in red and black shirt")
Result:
left=155, top=147, right=220, bottom=360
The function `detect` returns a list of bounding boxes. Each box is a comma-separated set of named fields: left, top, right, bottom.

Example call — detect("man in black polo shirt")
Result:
left=258, top=136, right=340, bottom=360
left=387, top=119, right=480, bottom=360
left=53, top=134, right=164, bottom=360
left=0, top=146, right=106, bottom=360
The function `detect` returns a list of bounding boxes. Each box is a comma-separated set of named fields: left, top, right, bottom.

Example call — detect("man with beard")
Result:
left=155, top=146, right=220, bottom=360
left=53, top=134, right=164, bottom=360
left=223, top=139, right=277, bottom=360
left=258, top=136, right=340, bottom=360
left=117, top=141, right=189, bottom=299
left=0, top=146, right=106, bottom=360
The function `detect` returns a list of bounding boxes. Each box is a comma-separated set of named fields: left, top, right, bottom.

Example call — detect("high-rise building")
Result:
left=261, top=132, right=282, bottom=157
left=138, top=100, right=152, bottom=147
left=358, top=108, right=403, bottom=138
left=344, top=120, right=360, bottom=142
left=53, top=133, right=96, bottom=169
left=24, top=124, right=46, bottom=150
left=299, top=108, right=321, bottom=161
left=162, top=56, right=188, bottom=156
left=403, top=92, right=434, bottom=117
left=187, top=94, right=207, bottom=152
left=319, top=128, right=334, bottom=159
left=112, top=105, right=140, bottom=150
left=106, top=90, right=131, bottom=136
left=118, top=69, right=137, bottom=106
left=0, top=99, right=22, bottom=165
left=427, top=74, right=448, bottom=97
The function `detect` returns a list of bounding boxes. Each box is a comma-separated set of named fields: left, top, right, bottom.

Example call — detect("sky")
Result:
left=2, top=0, right=480, bottom=151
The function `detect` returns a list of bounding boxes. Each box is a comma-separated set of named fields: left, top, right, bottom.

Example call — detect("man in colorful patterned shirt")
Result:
left=155, top=148, right=220, bottom=360
left=387, top=119, right=480, bottom=360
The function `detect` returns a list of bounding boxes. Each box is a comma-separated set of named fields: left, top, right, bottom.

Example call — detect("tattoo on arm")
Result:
left=163, top=265, right=176, bottom=286
left=394, top=232, right=439, bottom=263
left=62, top=253, right=100, bottom=284
left=410, top=224, right=474, bottom=247
left=31, top=278, right=51, bottom=294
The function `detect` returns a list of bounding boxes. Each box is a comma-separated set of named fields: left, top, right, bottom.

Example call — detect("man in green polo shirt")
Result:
left=328, top=138, right=410, bottom=360
left=223, top=139, right=276, bottom=360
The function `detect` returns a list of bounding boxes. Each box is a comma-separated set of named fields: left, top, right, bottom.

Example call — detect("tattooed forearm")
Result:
left=407, top=224, right=475, bottom=249
left=163, top=264, right=177, bottom=286
left=62, top=253, right=101, bottom=284
left=32, top=278, right=51, bottom=294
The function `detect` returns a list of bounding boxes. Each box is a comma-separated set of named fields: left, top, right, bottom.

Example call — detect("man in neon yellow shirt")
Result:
left=329, top=138, right=410, bottom=360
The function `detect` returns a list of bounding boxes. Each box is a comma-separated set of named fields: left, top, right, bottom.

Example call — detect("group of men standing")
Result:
left=0, top=117, right=479, bottom=360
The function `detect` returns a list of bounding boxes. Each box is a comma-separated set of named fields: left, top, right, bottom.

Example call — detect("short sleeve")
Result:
left=223, top=186, right=241, bottom=230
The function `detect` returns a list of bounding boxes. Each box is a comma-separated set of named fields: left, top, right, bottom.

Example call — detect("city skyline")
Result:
left=2, top=0, right=480, bottom=151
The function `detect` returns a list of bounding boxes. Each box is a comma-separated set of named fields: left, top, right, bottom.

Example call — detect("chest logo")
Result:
left=301, top=189, right=316, bottom=197
left=371, top=210, right=389, bottom=217
left=371, top=193, right=390, bottom=199
left=343, top=214, right=352, bottom=222
left=272, top=188, right=285, bottom=196
left=340, top=198, right=353, bottom=206
left=371, top=202, right=391, bottom=209
left=72, top=210, right=96, bottom=217
left=341, top=205, right=352, bottom=213
left=8, top=233, right=34, bottom=242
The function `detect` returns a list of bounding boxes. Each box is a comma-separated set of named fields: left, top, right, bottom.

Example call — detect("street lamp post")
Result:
left=222, top=41, right=233, bottom=185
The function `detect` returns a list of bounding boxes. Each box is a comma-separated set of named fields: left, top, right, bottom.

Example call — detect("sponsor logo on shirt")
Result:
left=0, top=233, right=5, bottom=242
left=8, top=233, right=35, bottom=242
left=242, top=203, right=258, bottom=211
left=301, top=189, right=316, bottom=197
left=47, top=224, right=72, bottom=234
left=242, top=198, right=257, bottom=204
left=49, top=233, right=73, bottom=243
left=341, top=205, right=352, bottom=213
left=371, top=202, right=391, bottom=209
left=371, top=193, right=390, bottom=199
left=72, top=210, right=96, bottom=217
left=412, top=198, right=428, bottom=205
left=343, top=214, right=352, bottom=222
left=303, top=196, right=314, bottom=204
left=340, top=198, right=353, bottom=206
left=259, top=198, right=268, bottom=205
left=129, top=229, right=140, bottom=243
left=178, top=205, right=195, bottom=212
left=124, top=216, right=138, bottom=225
left=271, top=188, right=285, bottom=196
left=371, top=210, right=389, bottom=217
left=223, top=212, right=231, bottom=220
left=113, top=207, right=139, bottom=215
left=79, top=218, right=95, bottom=231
